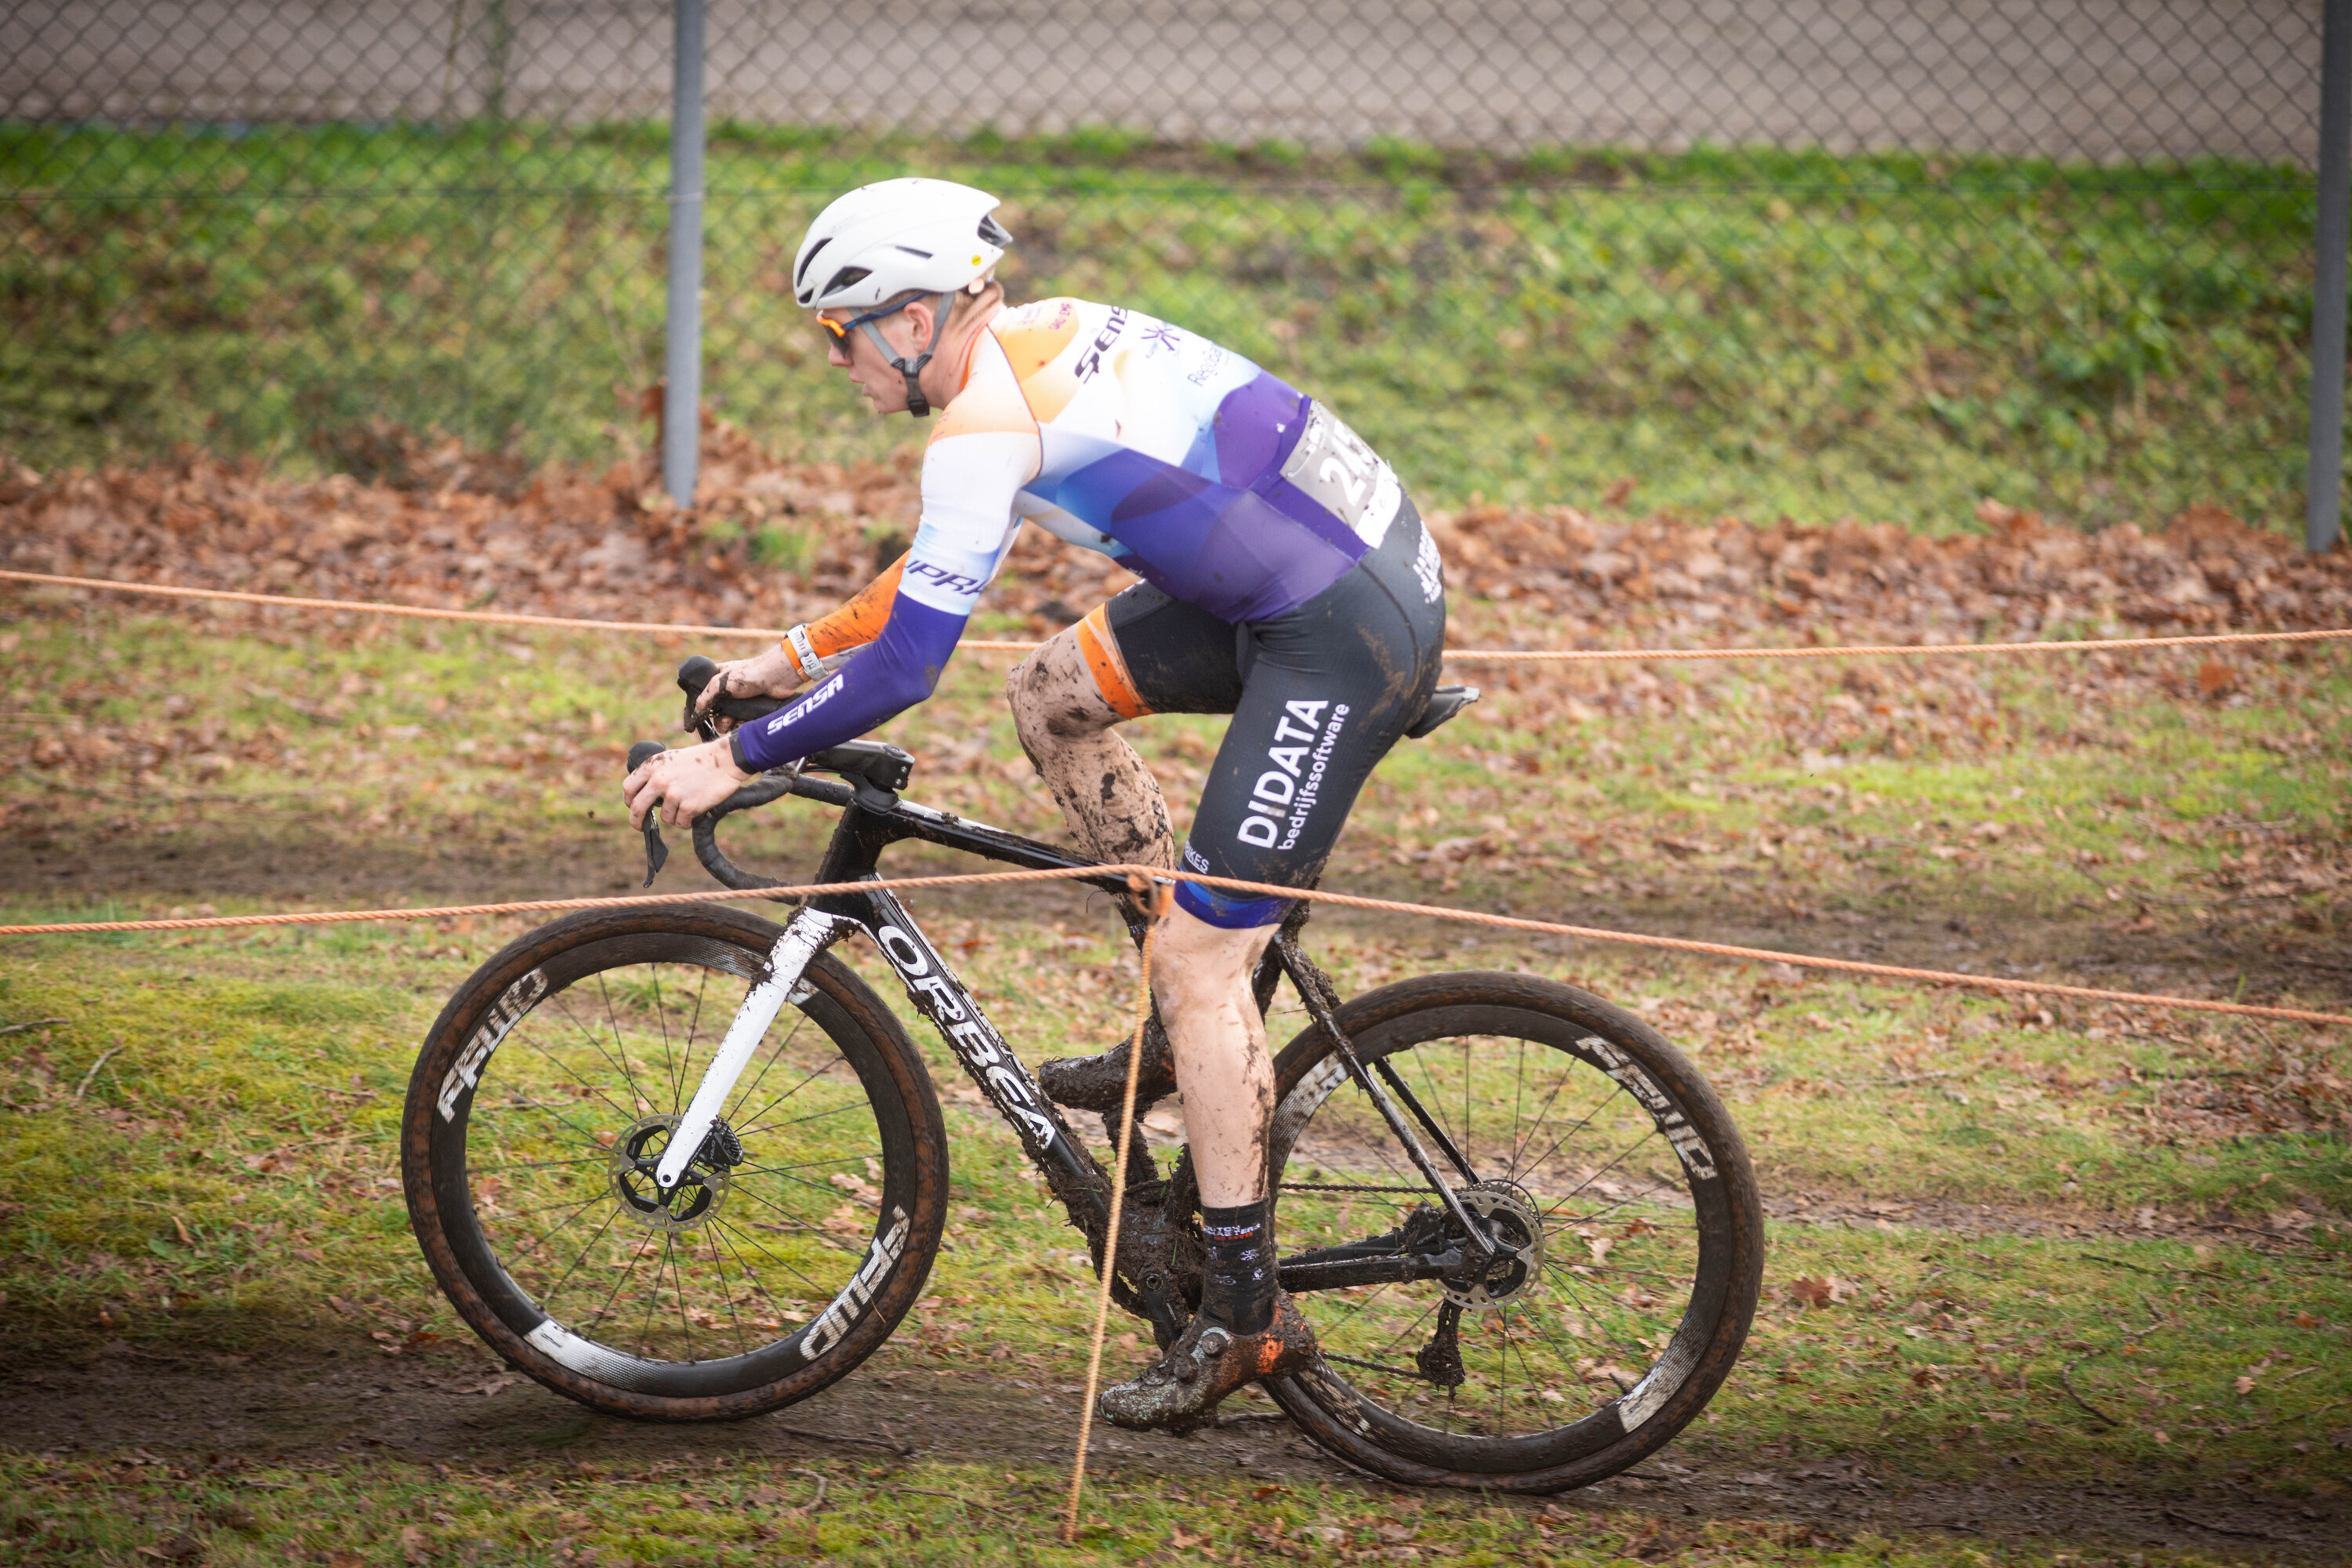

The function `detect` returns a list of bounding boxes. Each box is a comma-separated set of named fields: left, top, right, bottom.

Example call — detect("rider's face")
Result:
left=816, top=303, right=932, bottom=416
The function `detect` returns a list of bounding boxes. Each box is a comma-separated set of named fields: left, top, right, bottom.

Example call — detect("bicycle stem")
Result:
left=652, top=907, right=849, bottom=1192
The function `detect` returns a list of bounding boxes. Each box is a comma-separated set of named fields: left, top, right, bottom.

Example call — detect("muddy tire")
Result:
left=1261, top=970, right=1761, bottom=1491
left=401, top=904, right=946, bottom=1421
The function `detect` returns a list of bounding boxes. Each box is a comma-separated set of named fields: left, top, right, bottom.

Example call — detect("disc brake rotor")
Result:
left=1443, top=1182, right=1545, bottom=1311
left=608, top=1114, right=734, bottom=1232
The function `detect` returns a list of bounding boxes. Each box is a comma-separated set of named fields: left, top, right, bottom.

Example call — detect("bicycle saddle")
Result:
left=1406, top=684, right=1479, bottom=739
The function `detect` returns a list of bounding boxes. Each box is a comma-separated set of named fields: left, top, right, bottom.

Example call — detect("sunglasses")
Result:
left=817, top=294, right=923, bottom=361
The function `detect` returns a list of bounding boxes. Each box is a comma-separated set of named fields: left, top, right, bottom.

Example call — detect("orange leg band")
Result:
left=1074, top=605, right=1151, bottom=720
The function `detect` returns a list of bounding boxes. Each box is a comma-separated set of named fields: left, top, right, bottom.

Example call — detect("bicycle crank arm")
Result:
left=652, top=908, right=849, bottom=1192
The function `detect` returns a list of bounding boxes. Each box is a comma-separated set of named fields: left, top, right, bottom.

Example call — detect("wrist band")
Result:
left=785, top=624, right=826, bottom=683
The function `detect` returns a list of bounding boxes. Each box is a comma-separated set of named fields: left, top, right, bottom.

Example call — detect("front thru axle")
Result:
left=611, top=1114, right=742, bottom=1232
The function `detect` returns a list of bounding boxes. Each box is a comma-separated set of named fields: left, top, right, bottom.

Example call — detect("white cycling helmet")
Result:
left=793, top=178, right=1012, bottom=416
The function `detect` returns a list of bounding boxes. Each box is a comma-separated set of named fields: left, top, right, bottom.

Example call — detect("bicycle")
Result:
left=400, top=658, right=1762, bottom=1492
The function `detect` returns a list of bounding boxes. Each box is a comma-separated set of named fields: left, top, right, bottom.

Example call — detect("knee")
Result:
left=1151, top=908, right=1275, bottom=1016
left=1008, top=630, right=1114, bottom=755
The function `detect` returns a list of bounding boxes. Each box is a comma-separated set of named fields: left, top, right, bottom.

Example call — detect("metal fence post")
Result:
left=662, top=0, right=706, bottom=507
left=2310, top=0, right=2352, bottom=553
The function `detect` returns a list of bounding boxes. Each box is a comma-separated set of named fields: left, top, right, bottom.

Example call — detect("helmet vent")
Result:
left=978, top=215, right=1013, bottom=247
left=819, top=266, right=872, bottom=298
left=892, top=245, right=933, bottom=258
left=793, top=237, right=829, bottom=290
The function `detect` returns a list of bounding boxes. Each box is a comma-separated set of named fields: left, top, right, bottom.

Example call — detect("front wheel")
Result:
left=1263, top=970, right=1762, bottom=1491
left=401, top=904, right=947, bottom=1421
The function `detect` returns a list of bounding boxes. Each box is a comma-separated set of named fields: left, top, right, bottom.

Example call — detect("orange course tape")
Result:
left=5, top=568, right=2347, bottom=663
left=1, top=864, right=2343, bottom=1028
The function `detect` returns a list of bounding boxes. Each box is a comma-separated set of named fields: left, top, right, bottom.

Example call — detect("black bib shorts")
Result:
left=1098, top=497, right=1448, bottom=928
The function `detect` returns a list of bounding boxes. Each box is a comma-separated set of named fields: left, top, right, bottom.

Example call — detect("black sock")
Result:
left=1199, top=1199, right=1274, bottom=1336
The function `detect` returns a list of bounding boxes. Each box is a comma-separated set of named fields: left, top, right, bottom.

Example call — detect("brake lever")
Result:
left=625, top=740, right=670, bottom=887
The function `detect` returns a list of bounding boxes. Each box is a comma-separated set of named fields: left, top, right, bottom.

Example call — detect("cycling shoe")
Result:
left=1098, top=1292, right=1317, bottom=1435
left=1038, top=1014, right=1176, bottom=1114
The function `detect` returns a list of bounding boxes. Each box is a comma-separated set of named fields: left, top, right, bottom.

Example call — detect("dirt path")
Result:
left=6, top=1347, right=2343, bottom=1560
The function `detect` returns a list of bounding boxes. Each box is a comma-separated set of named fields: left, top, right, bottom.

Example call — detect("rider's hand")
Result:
left=624, top=739, right=756, bottom=829
left=692, top=645, right=807, bottom=732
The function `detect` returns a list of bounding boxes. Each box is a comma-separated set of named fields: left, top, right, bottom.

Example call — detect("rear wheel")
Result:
left=401, top=904, right=946, bottom=1421
left=1264, top=970, right=1761, bottom=1490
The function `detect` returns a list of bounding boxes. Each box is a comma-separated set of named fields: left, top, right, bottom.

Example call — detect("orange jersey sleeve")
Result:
left=805, top=554, right=906, bottom=658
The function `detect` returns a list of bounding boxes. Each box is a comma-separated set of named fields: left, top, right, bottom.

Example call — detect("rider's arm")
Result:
left=734, top=335, right=1043, bottom=770
left=781, top=554, right=906, bottom=681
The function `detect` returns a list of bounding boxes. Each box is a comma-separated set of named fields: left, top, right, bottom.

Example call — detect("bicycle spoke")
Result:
left=702, top=1225, right=752, bottom=1360
left=535, top=1204, right=623, bottom=1313
left=467, top=1153, right=608, bottom=1175
left=735, top=1098, right=869, bottom=1139
left=708, top=1218, right=798, bottom=1343
left=650, top=967, right=681, bottom=1113
left=1506, top=1062, right=1581, bottom=1177
left=632, top=1236, right=664, bottom=1356
left=589, top=975, right=662, bottom=1115
left=666, top=1234, right=695, bottom=1362
left=489, top=1025, right=634, bottom=1141
left=535, top=1000, right=653, bottom=1125
left=1514, top=1087, right=1628, bottom=1186
left=731, top=1183, right=869, bottom=1258
left=495, top=1188, right=612, bottom=1270
left=1541, top=1129, right=1666, bottom=1216
left=607, top=968, right=673, bottom=1114
left=730, top=1153, right=871, bottom=1178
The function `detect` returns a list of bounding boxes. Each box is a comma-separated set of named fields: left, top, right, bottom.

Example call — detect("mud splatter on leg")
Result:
left=1152, top=909, right=1280, bottom=1208
left=1007, top=630, right=1176, bottom=876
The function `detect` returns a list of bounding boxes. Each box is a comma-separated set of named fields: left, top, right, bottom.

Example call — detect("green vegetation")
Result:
left=1, top=606, right=2346, bottom=1561
left=1, top=902, right=2346, bottom=1563
left=1, top=122, right=2321, bottom=529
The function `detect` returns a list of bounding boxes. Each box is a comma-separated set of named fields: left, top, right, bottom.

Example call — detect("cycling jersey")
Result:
left=733, top=299, right=1406, bottom=773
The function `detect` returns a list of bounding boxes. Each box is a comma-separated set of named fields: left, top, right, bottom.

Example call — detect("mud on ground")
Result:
left=7, top=1338, right=2346, bottom=1562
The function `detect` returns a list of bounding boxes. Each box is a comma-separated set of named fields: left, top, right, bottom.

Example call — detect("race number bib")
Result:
left=1280, top=402, right=1402, bottom=549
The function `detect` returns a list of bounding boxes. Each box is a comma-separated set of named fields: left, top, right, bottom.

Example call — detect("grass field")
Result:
left=1, top=601, right=2346, bottom=1564
left=0, top=123, right=2321, bottom=530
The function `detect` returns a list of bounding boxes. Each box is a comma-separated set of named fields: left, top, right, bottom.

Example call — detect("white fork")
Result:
left=652, top=907, right=848, bottom=1193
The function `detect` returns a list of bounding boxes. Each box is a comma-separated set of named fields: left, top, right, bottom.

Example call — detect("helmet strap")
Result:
left=855, top=292, right=956, bottom=419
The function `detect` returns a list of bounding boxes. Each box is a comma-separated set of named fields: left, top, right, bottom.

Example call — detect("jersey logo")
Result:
left=1073, top=308, right=1129, bottom=380
left=1413, top=525, right=1445, bottom=604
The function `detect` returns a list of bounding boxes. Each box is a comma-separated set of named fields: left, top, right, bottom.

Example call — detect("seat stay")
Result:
left=1275, top=933, right=1499, bottom=1258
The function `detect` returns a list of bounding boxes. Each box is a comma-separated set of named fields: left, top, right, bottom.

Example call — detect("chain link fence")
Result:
left=0, top=2, right=2331, bottom=532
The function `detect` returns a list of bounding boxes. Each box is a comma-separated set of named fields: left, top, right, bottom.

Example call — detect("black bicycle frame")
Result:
left=679, top=764, right=1499, bottom=1310
left=781, top=771, right=1132, bottom=1235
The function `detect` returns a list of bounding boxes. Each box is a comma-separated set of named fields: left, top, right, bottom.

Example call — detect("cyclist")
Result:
left=623, top=177, right=1446, bottom=1433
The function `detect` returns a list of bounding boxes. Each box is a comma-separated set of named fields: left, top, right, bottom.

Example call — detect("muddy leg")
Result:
left=1007, top=628, right=1177, bottom=877
left=1151, top=906, right=1279, bottom=1208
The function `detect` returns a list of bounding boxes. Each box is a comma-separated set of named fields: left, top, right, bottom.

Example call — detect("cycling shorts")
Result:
left=1081, top=495, right=1448, bottom=928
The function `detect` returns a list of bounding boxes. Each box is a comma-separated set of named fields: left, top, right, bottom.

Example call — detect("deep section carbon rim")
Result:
left=412, top=920, right=931, bottom=1402
left=1267, top=975, right=1757, bottom=1479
